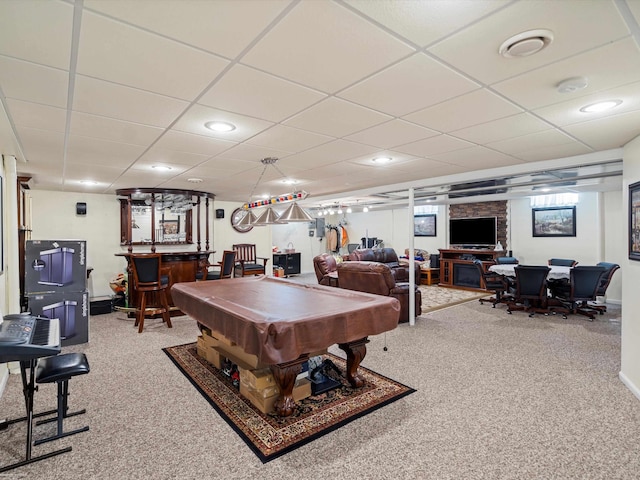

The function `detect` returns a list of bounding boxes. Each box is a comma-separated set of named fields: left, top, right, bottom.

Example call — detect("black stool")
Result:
left=34, top=353, right=90, bottom=445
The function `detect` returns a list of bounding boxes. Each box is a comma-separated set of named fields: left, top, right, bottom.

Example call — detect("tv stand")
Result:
left=439, top=248, right=505, bottom=290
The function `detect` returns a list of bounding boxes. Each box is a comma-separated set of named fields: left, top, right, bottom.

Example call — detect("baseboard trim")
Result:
left=0, top=364, right=8, bottom=399
left=619, top=371, right=640, bottom=402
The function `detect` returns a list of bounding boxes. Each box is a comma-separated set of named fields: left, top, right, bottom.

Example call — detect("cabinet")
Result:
left=439, top=249, right=505, bottom=290
left=273, top=253, right=301, bottom=276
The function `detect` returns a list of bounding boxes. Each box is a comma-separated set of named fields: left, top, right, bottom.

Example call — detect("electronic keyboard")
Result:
left=0, top=315, right=61, bottom=363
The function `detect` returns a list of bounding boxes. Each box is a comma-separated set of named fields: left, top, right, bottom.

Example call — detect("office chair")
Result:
left=200, top=250, right=236, bottom=280
left=548, top=258, right=578, bottom=267
left=130, top=253, right=172, bottom=333
left=587, top=262, right=620, bottom=314
left=549, top=265, right=607, bottom=320
left=506, top=265, right=551, bottom=317
left=495, top=256, right=519, bottom=264
left=474, top=260, right=512, bottom=307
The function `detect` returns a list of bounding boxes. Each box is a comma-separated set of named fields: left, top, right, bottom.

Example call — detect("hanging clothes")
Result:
left=340, top=225, right=349, bottom=248
left=327, top=227, right=339, bottom=253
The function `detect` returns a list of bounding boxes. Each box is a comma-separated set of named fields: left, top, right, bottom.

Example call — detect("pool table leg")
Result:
left=338, top=337, right=370, bottom=388
left=270, top=356, right=308, bottom=417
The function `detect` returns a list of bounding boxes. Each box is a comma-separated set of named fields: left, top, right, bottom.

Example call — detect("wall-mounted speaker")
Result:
left=76, top=202, right=87, bottom=216
left=215, top=208, right=225, bottom=219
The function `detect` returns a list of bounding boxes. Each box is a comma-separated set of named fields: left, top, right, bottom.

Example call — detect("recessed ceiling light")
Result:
left=204, top=121, right=236, bottom=132
left=80, top=180, right=98, bottom=185
left=372, top=157, right=391, bottom=164
left=152, top=165, right=172, bottom=171
left=499, top=29, right=554, bottom=58
left=363, top=206, right=369, bottom=212
left=187, top=177, right=203, bottom=183
left=579, top=100, right=622, bottom=113
left=282, top=179, right=298, bottom=185
left=346, top=207, right=352, bottom=213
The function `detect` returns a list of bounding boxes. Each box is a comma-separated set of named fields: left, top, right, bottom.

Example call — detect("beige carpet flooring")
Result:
left=1, top=293, right=638, bottom=479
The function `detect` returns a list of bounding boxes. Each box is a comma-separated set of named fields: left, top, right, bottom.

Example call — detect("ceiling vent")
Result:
left=499, top=29, right=554, bottom=58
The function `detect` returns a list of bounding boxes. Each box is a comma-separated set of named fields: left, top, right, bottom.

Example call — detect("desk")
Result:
left=488, top=264, right=571, bottom=280
left=171, top=276, right=401, bottom=416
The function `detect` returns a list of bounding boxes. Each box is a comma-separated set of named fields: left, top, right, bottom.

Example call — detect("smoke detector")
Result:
left=499, top=29, right=554, bottom=58
left=556, top=76, right=589, bottom=94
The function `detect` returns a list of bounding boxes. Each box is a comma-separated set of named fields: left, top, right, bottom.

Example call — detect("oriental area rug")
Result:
left=163, top=343, right=415, bottom=463
left=419, top=285, right=488, bottom=314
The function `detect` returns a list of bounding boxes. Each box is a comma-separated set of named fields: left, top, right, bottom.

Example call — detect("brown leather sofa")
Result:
left=336, top=261, right=422, bottom=323
left=346, top=247, right=419, bottom=283
left=313, top=253, right=339, bottom=287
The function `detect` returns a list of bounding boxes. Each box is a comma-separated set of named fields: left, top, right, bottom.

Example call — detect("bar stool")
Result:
left=34, top=353, right=90, bottom=445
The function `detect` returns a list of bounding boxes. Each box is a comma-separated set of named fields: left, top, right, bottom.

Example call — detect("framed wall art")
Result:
left=629, top=181, right=640, bottom=260
left=414, top=214, right=436, bottom=237
left=532, top=206, right=576, bottom=237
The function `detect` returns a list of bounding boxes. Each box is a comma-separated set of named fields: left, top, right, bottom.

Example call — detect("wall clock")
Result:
left=231, top=207, right=253, bottom=233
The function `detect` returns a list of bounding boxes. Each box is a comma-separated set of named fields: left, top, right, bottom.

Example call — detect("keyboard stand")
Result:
left=0, top=359, right=71, bottom=473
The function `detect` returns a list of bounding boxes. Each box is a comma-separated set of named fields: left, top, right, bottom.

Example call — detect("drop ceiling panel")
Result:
left=430, top=146, right=521, bottom=170
left=63, top=163, right=127, bottom=184
left=214, top=142, right=292, bottom=163
left=492, top=38, right=640, bottom=110
left=73, top=76, right=189, bottom=127
left=403, top=88, right=523, bottom=132
left=344, top=119, right=439, bottom=149
left=84, top=0, right=290, bottom=59
left=346, top=150, right=419, bottom=168
left=66, top=135, right=146, bottom=168
left=0, top=57, right=68, bottom=108
left=338, top=53, right=479, bottom=117
left=428, top=0, right=629, bottom=85
left=241, top=0, right=414, bottom=93
left=246, top=124, right=334, bottom=152
left=185, top=158, right=257, bottom=176
left=564, top=110, right=640, bottom=151
left=513, top=142, right=593, bottom=163
left=283, top=97, right=391, bottom=137
left=153, top=131, right=236, bottom=157
left=344, top=0, right=509, bottom=47
left=136, top=148, right=210, bottom=167
left=450, top=113, right=552, bottom=144
left=77, top=12, right=230, bottom=100
left=199, top=65, right=326, bottom=123
left=7, top=99, right=67, bottom=133
left=70, top=112, right=163, bottom=146
left=486, top=129, right=579, bottom=156
left=14, top=127, right=65, bottom=164
left=395, top=134, right=474, bottom=157
left=0, top=0, right=73, bottom=69
left=277, top=139, right=379, bottom=170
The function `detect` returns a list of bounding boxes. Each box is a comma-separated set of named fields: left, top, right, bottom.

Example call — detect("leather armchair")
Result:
left=346, top=248, right=419, bottom=283
left=337, top=261, right=422, bottom=323
left=313, top=253, right=339, bottom=287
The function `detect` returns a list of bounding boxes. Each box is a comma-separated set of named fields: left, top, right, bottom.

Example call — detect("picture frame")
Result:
left=629, top=180, right=640, bottom=261
left=532, top=206, right=576, bottom=237
left=159, top=219, right=179, bottom=235
left=414, top=214, right=436, bottom=237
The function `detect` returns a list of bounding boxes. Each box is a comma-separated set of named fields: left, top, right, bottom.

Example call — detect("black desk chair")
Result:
left=130, top=253, right=172, bottom=333
left=496, top=256, right=519, bottom=264
left=588, top=262, right=620, bottom=314
left=474, top=260, right=512, bottom=307
left=34, top=353, right=90, bottom=445
left=549, top=266, right=607, bottom=320
left=507, top=265, right=551, bottom=317
left=548, top=258, right=578, bottom=267
left=203, top=250, right=236, bottom=280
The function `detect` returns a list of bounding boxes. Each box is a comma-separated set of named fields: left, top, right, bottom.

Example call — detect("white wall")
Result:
left=621, top=137, right=640, bottom=400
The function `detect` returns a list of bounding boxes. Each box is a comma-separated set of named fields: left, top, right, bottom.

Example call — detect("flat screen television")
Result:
left=449, top=217, right=497, bottom=247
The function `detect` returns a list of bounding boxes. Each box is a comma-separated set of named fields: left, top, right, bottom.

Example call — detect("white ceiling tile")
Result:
left=0, top=57, right=68, bottom=108
left=429, top=0, right=629, bottom=85
left=73, top=75, right=189, bottom=127
left=242, top=0, right=413, bottom=93
left=214, top=142, right=291, bottom=163
left=246, top=125, right=333, bottom=152
left=345, top=0, right=509, bottom=47
left=429, top=146, right=521, bottom=170
left=194, top=158, right=258, bottom=176
left=6, top=99, right=66, bottom=133
left=77, top=12, right=229, bottom=100
left=512, top=142, right=593, bottom=163
left=486, top=129, right=578, bottom=156
left=339, top=53, right=479, bottom=116
left=345, top=119, right=439, bottom=148
left=70, top=112, right=163, bottom=146
left=277, top=140, right=379, bottom=170
left=128, top=160, right=191, bottom=175
left=84, top=0, right=289, bottom=59
left=346, top=150, right=420, bottom=168
left=450, top=113, right=552, bottom=144
left=173, top=104, right=274, bottom=141
left=136, top=148, right=210, bottom=167
left=66, top=135, right=146, bottom=167
left=283, top=97, right=391, bottom=137
left=199, top=65, right=327, bottom=122
left=14, top=127, right=65, bottom=164
left=0, top=0, right=73, bottom=69
left=628, top=0, right=640, bottom=25
left=395, top=134, right=474, bottom=157
left=154, top=131, right=236, bottom=157
left=564, top=109, right=640, bottom=151
left=533, top=82, right=640, bottom=127
left=63, top=163, right=125, bottom=184
left=493, top=38, right=640, bottom=110
left=403, top=89, right=522, bottom=132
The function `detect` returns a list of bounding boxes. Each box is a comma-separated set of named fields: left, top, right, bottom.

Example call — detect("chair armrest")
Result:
left=256, top=256, right=269, bottom=266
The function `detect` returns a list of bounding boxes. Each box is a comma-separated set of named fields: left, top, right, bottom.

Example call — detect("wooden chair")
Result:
left=233, top=244, right=268, bottom=277
left=130, top=253, right=172, bottom=333
left=202, top=250, right=236, bottom=280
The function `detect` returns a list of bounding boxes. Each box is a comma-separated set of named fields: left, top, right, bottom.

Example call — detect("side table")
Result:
left=420, top=267, right=440, bottom=286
